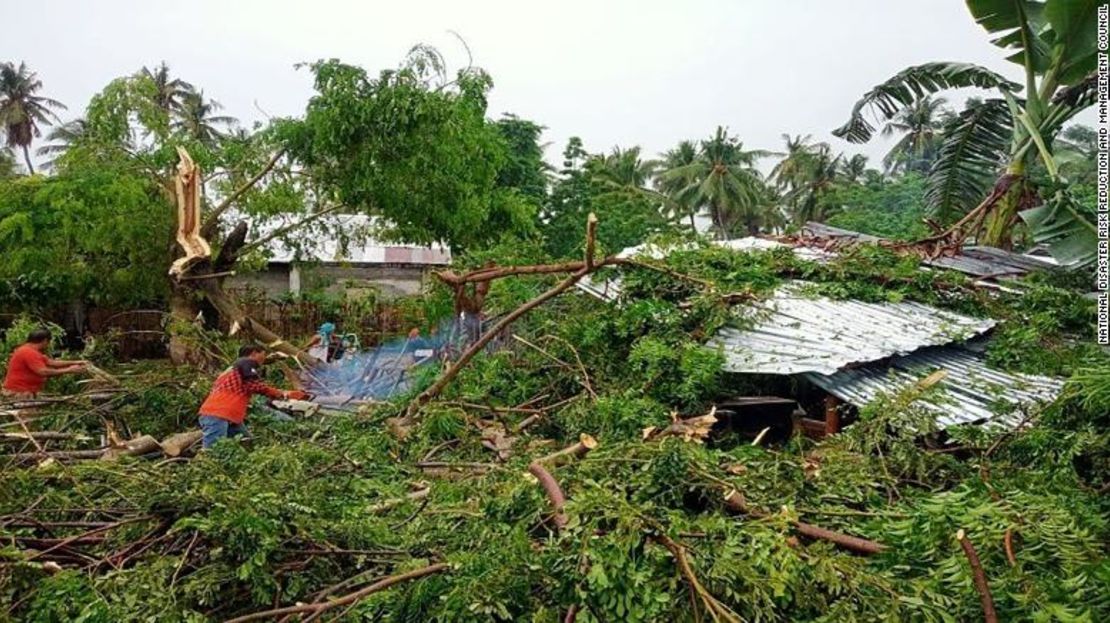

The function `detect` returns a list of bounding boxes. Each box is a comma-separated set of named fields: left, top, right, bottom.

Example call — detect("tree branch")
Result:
left=200, top=148, right=286, bottom=239
left=236, top=204, right=346, bottom=257
left=957, top=529, right=998, bottom=623
left=224, top=562, right=449, bottom=623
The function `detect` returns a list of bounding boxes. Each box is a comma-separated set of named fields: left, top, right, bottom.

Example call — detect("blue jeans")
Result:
left=198, top=415, right=249, bottom=448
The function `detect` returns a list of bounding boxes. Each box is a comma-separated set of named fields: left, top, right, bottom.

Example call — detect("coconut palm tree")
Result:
left=589, top=146, right=656, bottom=189
left=839, top=154, right=870, bottom=184
left=781, top=144, right=843, bottom=225
left=0, top=62, right=66, bottom=174
left=654, top=140, right=700, bottom=229
left=35, top=118, right=86, bottom=169
left=175, top=90, right=236, bottom=145
left=770, top=134, right=826, bottom=190
left=835, top=1, right=1099, bottom=263
left=660, top=126, right=771, bottom=237
left=880, top=95, right=949, bottom=174
left=141, top=62, right=193, bottom=114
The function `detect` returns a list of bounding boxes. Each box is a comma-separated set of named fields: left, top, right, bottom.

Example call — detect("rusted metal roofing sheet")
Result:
left=705, top=283, right=996, bottom=375
left=799, top=222, right=1057, bottom=278
left=803, top=346, right=1064, bottom=427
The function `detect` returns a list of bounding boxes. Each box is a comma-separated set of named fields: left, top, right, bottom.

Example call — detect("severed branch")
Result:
left=401, top=214, right=614, bottom=425
left=529, top=462, right=569, bottom=531
left=722, top=489, right=886, bottom=556
left=655, top=533, right=743, bottom=623
left=957, top=529, right=998, bottom=623
left=534, top=434, right=598, bottom=468
left=224, top=562, right=449, bottom=623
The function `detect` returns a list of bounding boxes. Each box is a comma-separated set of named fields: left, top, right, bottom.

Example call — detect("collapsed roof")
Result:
left=577, top=226, right=1064, bottom=426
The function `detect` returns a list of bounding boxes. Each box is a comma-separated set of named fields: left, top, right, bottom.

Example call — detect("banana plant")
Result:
left=834, top=0, right=1099, bottom=265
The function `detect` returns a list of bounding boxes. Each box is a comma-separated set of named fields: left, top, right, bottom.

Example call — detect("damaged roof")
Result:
left=706, top=284, right=995, bottom=375
left=798, top=222, right=1058, bottom=279
left=577, top=232, right=1064, bottom=425
left=803, top=346, right=1064, bottom=427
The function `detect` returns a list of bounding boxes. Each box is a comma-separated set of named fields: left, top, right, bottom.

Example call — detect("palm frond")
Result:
left=1020, top=188, right=1097, bottom=267
left=924, top=98, right=1011, bottom=221
left=833, top=62, right=1019, bottom=143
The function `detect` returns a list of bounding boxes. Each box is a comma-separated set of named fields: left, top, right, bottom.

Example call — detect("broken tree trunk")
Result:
left=168, top=148, right=315, bottom=365
left=169, top=148, right=211, bottom=278
left=722, top=489, right=886, bottom=556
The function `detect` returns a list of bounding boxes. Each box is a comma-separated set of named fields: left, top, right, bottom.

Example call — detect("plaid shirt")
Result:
left=198, top=364, right=284, bottom=425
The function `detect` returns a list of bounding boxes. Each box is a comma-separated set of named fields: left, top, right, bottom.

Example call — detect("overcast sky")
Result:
left=4, top=0, right=1098, bottom=171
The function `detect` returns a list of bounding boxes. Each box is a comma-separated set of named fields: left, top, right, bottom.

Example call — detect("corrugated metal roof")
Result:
left=803, top=346, right=1064, bottom=427
left=264, top=214, right=451, bottom=266
left=705, top=284, right=996, bottom=375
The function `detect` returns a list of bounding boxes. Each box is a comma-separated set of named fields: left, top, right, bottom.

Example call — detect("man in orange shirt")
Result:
left=2, top=329, right=88, bottom=399
left=197, top=344, right=308, bottom=448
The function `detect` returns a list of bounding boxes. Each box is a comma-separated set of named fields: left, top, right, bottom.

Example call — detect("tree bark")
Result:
left=529, top=462, right=568, bottom=531
left=161, top=431, right=203, bottom=457
left=22, top=144, right=34, bottom=175
left=956, top=529, right=998, bottom=623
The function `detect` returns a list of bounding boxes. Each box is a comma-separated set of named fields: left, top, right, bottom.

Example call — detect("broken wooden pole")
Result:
left=957, top=529, right=998, bottom=623
left=722, top=489, right=886, bottom=555
left=824, top=395, right=841, bottom=436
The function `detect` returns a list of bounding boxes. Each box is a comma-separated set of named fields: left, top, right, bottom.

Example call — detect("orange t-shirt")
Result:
left=3, top=344, right=50, bottom=394
left=197, top=365, right=285, bottom=424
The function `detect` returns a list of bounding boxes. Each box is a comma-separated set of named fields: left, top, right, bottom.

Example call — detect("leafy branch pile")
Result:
left=1, top=244, right=1107, bottom=622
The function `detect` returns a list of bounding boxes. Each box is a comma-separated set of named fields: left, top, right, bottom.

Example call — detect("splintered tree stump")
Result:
left=160, top=431, right=203, bottom=457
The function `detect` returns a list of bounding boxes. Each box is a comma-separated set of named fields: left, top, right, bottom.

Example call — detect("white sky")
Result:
left=3, top=0, right=1097, bottom=171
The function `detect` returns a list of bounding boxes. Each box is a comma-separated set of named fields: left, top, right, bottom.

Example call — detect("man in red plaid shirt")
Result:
left=197, top=344, right=308, bottom=448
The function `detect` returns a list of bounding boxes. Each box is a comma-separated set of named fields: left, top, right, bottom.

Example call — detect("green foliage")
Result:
left=825, top=173, right=931, bottom=239
left=276, top=56, right=536, bottom=253
left=542, top=138, right=674, bottom=259
left=493, top=114, right=549, bottom=202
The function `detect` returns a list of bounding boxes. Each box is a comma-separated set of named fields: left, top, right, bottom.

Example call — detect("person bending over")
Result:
left=2, top=328, right=87, bottom=399
left=197, top=344, right=307, bottom=448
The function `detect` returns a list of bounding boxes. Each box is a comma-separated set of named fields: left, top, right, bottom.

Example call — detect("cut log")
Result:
left=160, top=431, right=203, bottom=457
left=102, top=435, right=161, bottom=461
